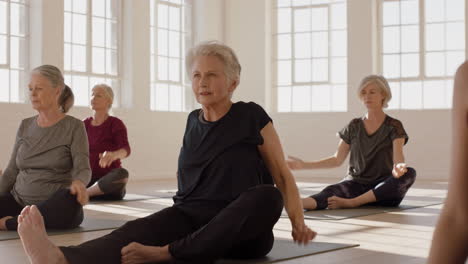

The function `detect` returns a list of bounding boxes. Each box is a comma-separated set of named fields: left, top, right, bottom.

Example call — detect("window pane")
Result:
left=169, top=58, right=180, bottom=82
left=169, top=31, right=180, bottom=58
left=158, top=29, right=169, bottom=56
left=72, top=14, right=87, bottom=45
left=401, top=81, right=422, bottom=109
left=383, top=26, right=400, bottom=53
left=294, top=59, right=312, bottom=82
left=446, top=51, right=465, bottom=76
left=106, top=0, right=119, bottom=19
left=425, top=0, right=444, bottom=23
left=426, top=52, right=445, bottom=76
left=331, top=30, right=346, bottom=57
left=106, top=20, right=117, bottom=49
left=311, top=7, right=328, bottom=31
left=387, top=82, right=400, bottom=109
left=11, top=3, right=27, bottom=36
left=331, top=84, right=347, bottom=111
left=64, top=12, right=72, bottom=43
left=446, top=22, right=465, bottom=50
left=72, top=44, right=86, bottom=72
left=169, top=85, right=182, bottom=111
left=277, top=60, right=292, bottom=85
left=331, top=58, right=346, bottom=83
left=293, top=0, right=310, bottom=6
left=64, top=44, right=71, bottom=70
left=158, top=4, right=168, bottom=28
left=401, top=0, right=418, bottom=25
left=294, top=33, right=311, bottom=58
left=445, top=79, right=453, bottom=107
left=93, top=17, right=106, bottom=47
left=312, top=58, right=328, bottom=82
left=277, top=0, right=291, bottom=8
left=331, top=3, right=346, bottom=29
left=0, top=2, right=6, bottom=34
left=401, top=53, right=419, bottom=77
left=294, top=8, right=311, bottom=32
left=9, top=69, right=19, bottom=102
left=71, top=75, right=89, bottom=106
left=311, top=32, right=328, bottom=57
left=0, top=69, right=9, bottom=101
left=292, top=86, right=311, bottom=112
left=277, top=86, right=292, bottom=112
left=383, top=1, right=399, bottom=26
left=311, top=85, right=330, bottom=111
left=423, top=80, right=446, bottom=108
left=64, top=0, right=72, bottom=12
left=401, top=25, right=419, bottom=53
left=150, top=55, right=155, bottom=82
left=169, top=6, right=180, bottom=31
left=158, top=56, right=168, bottom=80
left=10, top=36, right=27, bottom=69
left=93, top=0, right=106, bottom=17
left=73, top=0, right=87, bottom=14
left=277, top=34, right=291, bottom=59
left=92, top=47, right=105, bottom=74
left=0, top=35, right=6, bottom=64
left=277, top=8, right=291, bottom=33
left=425, top=23, right=444, bottom=51
left=155, top=83, right=169, bottom=111
left=446, top=0, right=464, bottom=21
left=383, top=54, right=400, bottom=78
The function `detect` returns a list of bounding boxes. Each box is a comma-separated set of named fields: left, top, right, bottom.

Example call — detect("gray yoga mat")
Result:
left=0, top=218, right=126, bottom=241
left=89, top=193, right=161, bottom=203
left=217, top=239, right=358, bottom=263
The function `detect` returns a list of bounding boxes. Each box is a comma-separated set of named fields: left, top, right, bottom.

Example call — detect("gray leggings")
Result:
left=88, top=168, right=129, bottom=200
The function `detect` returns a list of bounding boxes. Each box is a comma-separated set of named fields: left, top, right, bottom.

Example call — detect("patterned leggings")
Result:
left=310, top=167, right=417, bottom=210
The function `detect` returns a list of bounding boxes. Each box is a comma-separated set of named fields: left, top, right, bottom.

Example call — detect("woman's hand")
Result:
left=292, top=221, right=317, bottom=244
left=99, top=151, right=117, bottom=168
left=392, top=163, right=408, bottom=178
left=286, top=156, right=305, bottom=170
left=70, top=180, right=89, bottom=205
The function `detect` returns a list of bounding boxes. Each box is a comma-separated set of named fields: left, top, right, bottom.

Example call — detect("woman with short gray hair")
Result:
left=0, top=65, right=90, bottom=231
left=288, top=74, right=417, bottom=210
left=18, top=41, right=315, bottom=264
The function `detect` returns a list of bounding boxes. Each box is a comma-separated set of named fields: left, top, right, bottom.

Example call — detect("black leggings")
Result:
left=88, top=168, right=129, bottom=200
left=310, top=167, right=417, bottom=210
left=60, top=185, right=284, bottom=264
left=0, top=189, right=83, bottom=230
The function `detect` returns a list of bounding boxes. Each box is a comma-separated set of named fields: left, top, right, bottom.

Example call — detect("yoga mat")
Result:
left=217, top=239, right=358, bottom=263
left=282, top=198, right=444, bottom=220
left=90, top=193, right=160, bottom=203
left=0, top=218, right=126, bottom=241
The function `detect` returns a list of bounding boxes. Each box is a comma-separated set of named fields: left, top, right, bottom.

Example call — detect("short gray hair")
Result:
left=32, top=65, right=74, bottom=113
left=186, top=41, right=241, bottom=84
left=357, top=75, right=392, bottom=108
left=92, top=83, right=114, bottom=108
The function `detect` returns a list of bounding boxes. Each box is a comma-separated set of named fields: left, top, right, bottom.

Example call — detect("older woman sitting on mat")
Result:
left=17, top=41, right=315, bottom=264
left=287, top=75, right=416, bottom=210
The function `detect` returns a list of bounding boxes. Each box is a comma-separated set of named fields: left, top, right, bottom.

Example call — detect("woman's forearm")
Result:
left=303, top=156, right=339, bottom=169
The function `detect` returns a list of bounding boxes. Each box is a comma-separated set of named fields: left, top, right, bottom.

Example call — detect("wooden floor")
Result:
left=0, top=177, right=448, bottom=264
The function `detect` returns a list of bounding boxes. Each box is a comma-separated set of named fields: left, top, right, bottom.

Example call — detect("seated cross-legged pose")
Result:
left=287, top=75, right=416, bottom=210
left=85, top=84, right=131, bottom=200
left=428, top=62, right=468, bottom=264
left=0, top=65, right=90, bottom=231
left=17, top=41, right=316, bottom=264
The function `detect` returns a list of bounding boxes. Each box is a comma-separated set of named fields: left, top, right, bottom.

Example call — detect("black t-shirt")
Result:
left=174, top=102, right=273, bottom=205
left=338, top=115, right=408, bottom=184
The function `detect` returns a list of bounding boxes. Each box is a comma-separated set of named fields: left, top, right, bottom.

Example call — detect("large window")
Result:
left=379, top=0, right=465, bottom=109
left=64, top=0, right=121, bottom=107
left=150, top=0, right=192, bottom=112
left=0, top=0, right=28, bottom=103
left=274, top=0, right=347, bottom=112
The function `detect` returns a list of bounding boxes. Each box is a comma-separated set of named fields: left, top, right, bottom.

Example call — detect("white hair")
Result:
left=92, top=83, right=114, bottom=109
left=357, top=75, right=392, bottom=108
left=186, top=41, right=241, bottom=84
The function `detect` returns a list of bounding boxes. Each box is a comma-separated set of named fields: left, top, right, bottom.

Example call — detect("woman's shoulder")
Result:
left=64, top=115, right=86, bottom=128
left=384, top=115, right=404, bottom=129
left=346, top=117, right=362, bottom=127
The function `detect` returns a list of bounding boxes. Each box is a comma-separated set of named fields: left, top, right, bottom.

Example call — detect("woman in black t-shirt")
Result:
left=17, top=41, right=315, bottom=264
left=287, top=75, right=416, bottom=210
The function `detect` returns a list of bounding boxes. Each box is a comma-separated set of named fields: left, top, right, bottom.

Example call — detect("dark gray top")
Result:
left=338, top=115, right=408, bottom=184
left=0, top=115, right=91, bottom=206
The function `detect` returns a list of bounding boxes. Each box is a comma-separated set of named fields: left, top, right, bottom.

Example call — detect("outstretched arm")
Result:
left=287, top=139, right=350, bottom=170
left=428, top=62, right=468, bottom=263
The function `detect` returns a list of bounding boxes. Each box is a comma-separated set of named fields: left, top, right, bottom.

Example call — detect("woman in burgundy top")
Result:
left=85, top=84, right=131, bottom=200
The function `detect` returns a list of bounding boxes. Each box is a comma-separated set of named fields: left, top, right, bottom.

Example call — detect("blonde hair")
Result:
left=32, top=65, right=74, bottom=113
left=92, top=83, right=114, bottom=109
left=186, top=41, right=241, bottom=85
left=357, top=75, right=392, bottom=108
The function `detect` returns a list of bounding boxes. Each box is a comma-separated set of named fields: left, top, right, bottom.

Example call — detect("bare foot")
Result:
left=327, top=196, right=357, bottom=209
left=0, top=216, right=13, bottom=230
left=18, top=205, right=68, bottom=264
left=121, top=242, right=172, bottom=264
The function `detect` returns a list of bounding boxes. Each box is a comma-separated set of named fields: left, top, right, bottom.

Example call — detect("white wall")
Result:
left=0, top=0, right=453, bottom=181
